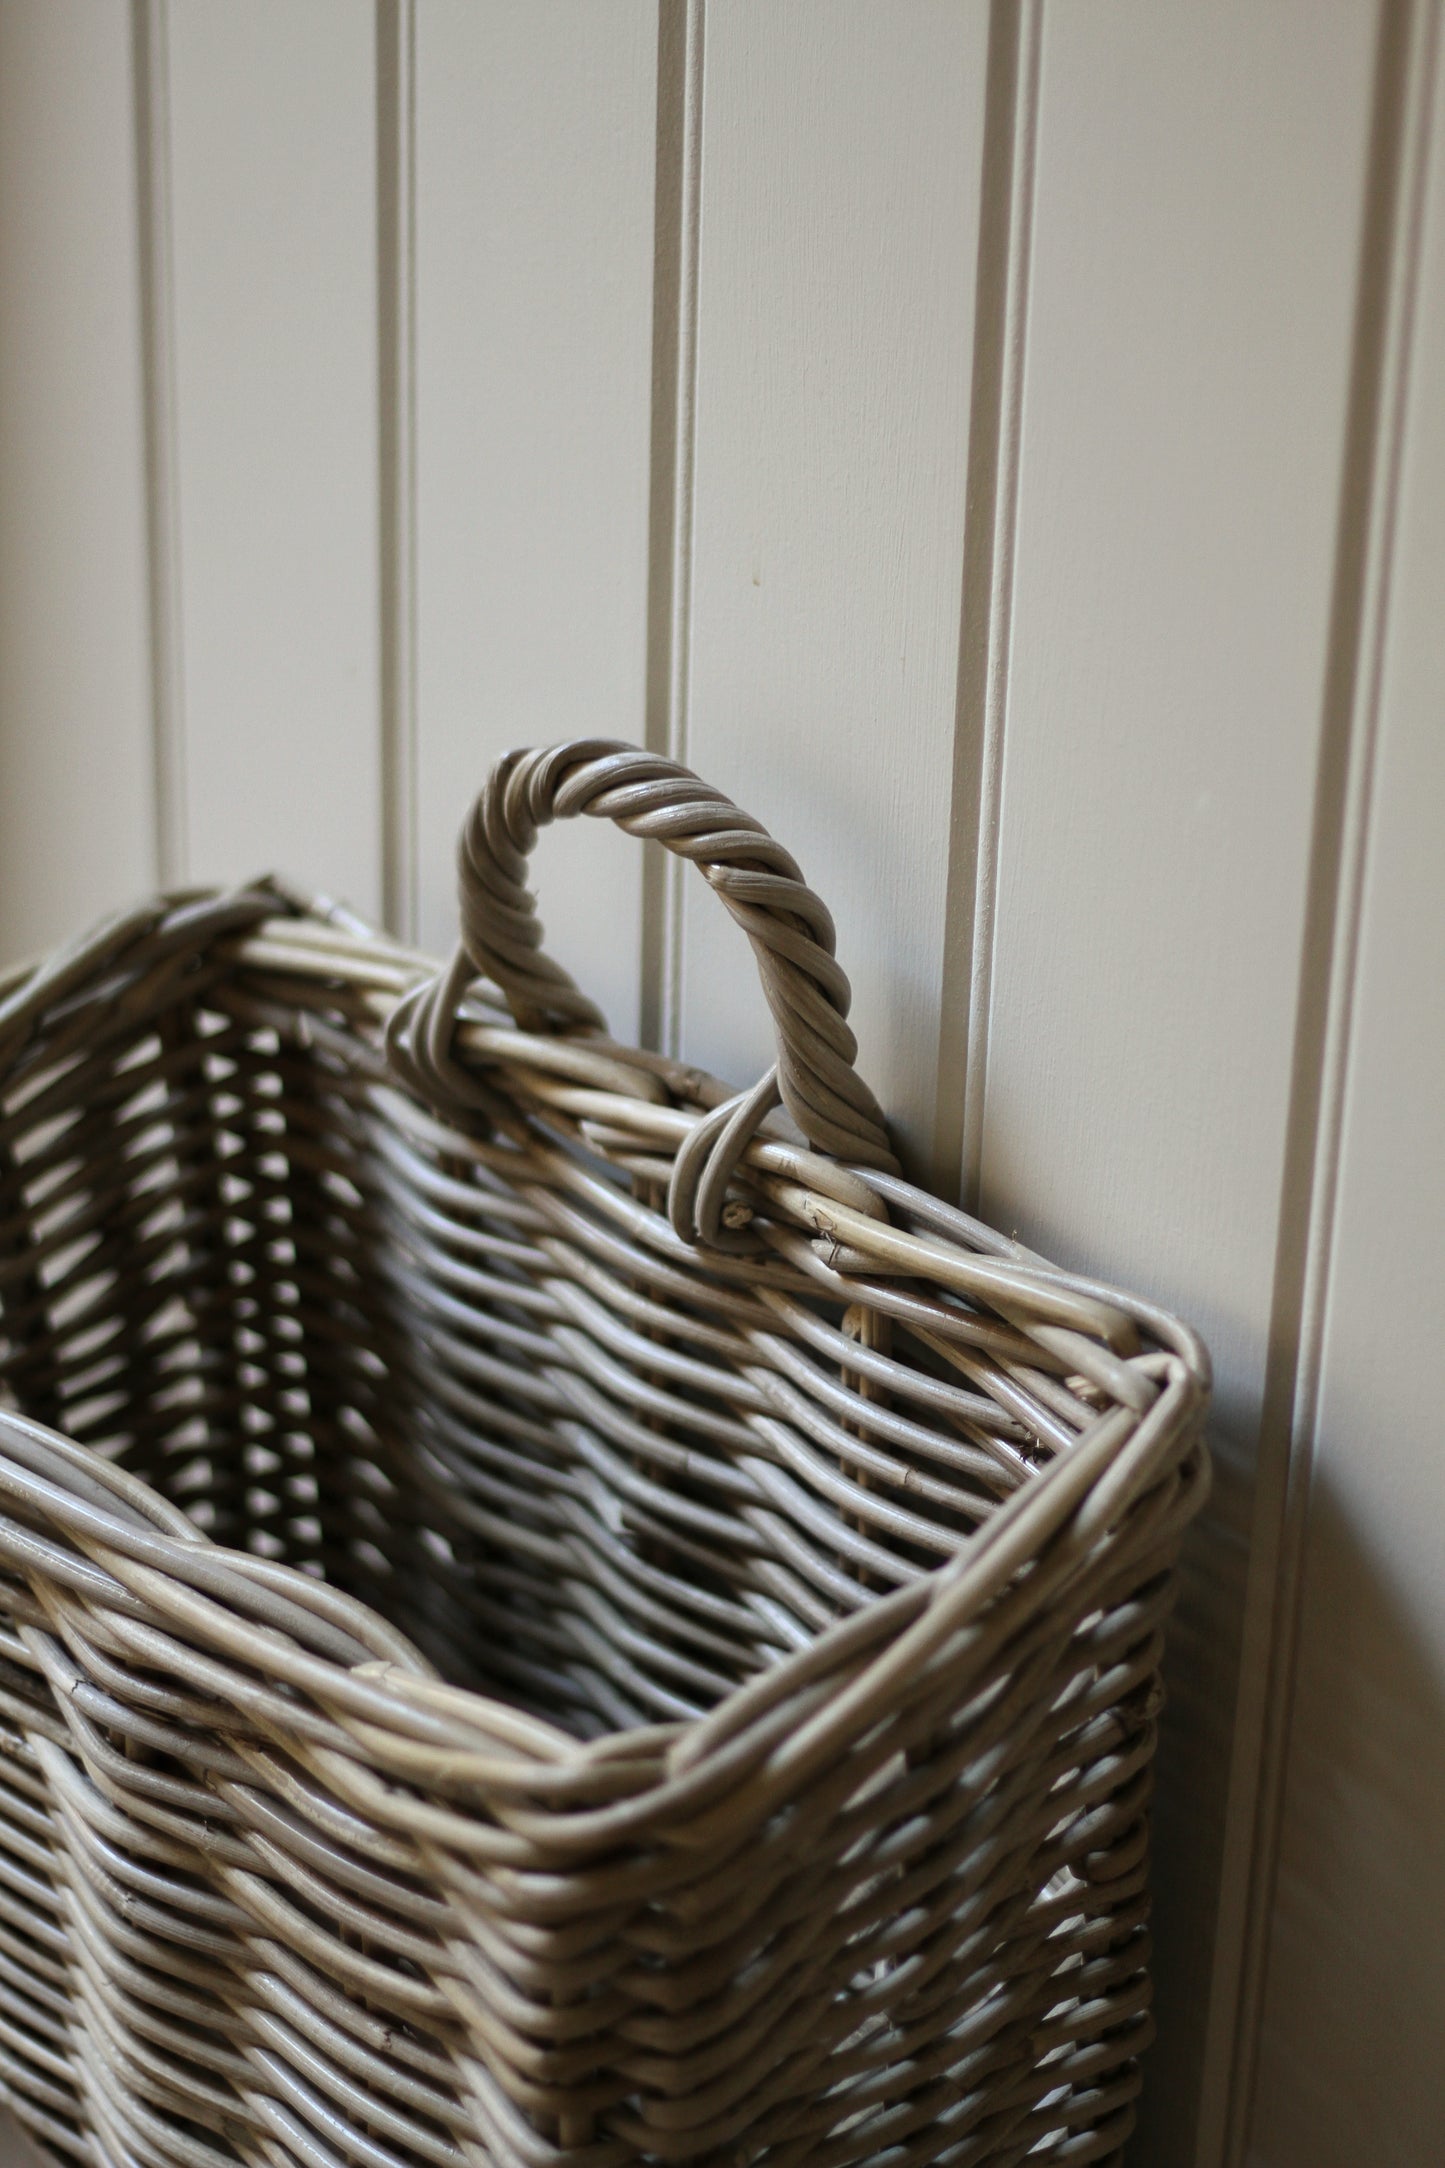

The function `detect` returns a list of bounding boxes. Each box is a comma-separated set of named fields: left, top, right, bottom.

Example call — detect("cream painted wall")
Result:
left=0, top=4, right=1440, bottom=2164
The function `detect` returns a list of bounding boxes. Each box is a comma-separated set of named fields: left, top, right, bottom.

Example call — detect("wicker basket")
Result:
left=0, top=741, right=1208, bottom=2168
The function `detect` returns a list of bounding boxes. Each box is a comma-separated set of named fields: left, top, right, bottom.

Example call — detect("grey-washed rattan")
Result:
left=0, top=741, right=1208, bottom=2168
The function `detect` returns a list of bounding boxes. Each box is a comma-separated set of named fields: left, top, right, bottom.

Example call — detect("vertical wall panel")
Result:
left=0, top=0, right=154, bottom=964
left=678, top=0, right=990, bottom=1170
left=971, top=5, right=1380, bottom=2162
left=1249, top=22, right=1445, bottom=2159
left=414, top=0, right=657, bottom=1036
left=166, top=0, right=381, bottom=913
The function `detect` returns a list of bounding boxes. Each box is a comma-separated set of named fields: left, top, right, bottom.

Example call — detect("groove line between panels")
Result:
left=377, top=0, right=418, bottom=945
left=939, top=0, right=1043, bottom=1211
left=132, top=0, right=187, bottom=893
left=641, top=0, right=704, bottom=1060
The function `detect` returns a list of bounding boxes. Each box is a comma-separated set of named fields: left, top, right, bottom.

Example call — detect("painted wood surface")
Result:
left=970, top=5, right=1381, bottom=2161
left=676, top=0, right=990, bottom=1175
left=0, top=5, right=1442, bottom=2165
left=0, top=0, right=155, bottom=962
left=1248, top=14, right=1445, bottom=2159
left=413, top=0, right=657, bottom=1040
left=165, top=0, right=382, bottom=914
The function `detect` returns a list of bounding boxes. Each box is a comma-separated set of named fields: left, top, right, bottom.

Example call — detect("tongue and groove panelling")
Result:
left=968, top=7, right=1383, bottom=2163
left=1249, top=20, right=1445, bottom=2158
left=0, top=8, right=1439, bottom=2168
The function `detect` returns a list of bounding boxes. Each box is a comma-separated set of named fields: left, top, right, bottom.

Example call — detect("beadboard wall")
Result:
left=0, top=4, right=1441, bottom=2164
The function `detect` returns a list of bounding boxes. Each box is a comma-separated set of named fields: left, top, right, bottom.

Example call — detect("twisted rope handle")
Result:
left=397, top=740, right=899, bottom=1204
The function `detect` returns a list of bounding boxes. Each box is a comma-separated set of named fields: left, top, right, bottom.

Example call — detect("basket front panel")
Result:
left=0, top=1563, right=490, bottom=2168
left=410, top=1477, right=1195, bottom=2168
left=0, top=1488, right=1189, bottom=2168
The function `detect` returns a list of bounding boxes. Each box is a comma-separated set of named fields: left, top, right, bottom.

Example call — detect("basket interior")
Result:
left=0, top=926, right=1087, bottom=1740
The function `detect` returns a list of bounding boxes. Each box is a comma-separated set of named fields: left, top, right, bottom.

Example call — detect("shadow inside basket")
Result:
left=0, top=952, right=1098, bottom=1745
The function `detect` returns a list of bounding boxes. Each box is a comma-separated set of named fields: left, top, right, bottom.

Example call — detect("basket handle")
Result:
left=418, top=740, right=899, bottom=1196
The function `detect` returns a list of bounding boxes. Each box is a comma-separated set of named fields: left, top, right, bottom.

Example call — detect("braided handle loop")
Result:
left=453, top=739, right=897, bottom=1175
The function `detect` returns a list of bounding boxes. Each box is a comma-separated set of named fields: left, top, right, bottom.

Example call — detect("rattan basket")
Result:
left=0, top=741, right=1208, bottom=2168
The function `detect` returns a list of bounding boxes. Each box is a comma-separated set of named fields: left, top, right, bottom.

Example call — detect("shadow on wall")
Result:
left=1246, top=1479, right=1445, bottom=2168
left=1133, top=1446, right=1445, bottom=2168
left=1129, top=1404, right=1255, bottom=2168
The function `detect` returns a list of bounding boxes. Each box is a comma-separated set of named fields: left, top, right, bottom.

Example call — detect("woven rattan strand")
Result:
left=0, top=741, right=1208, bottom=2168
